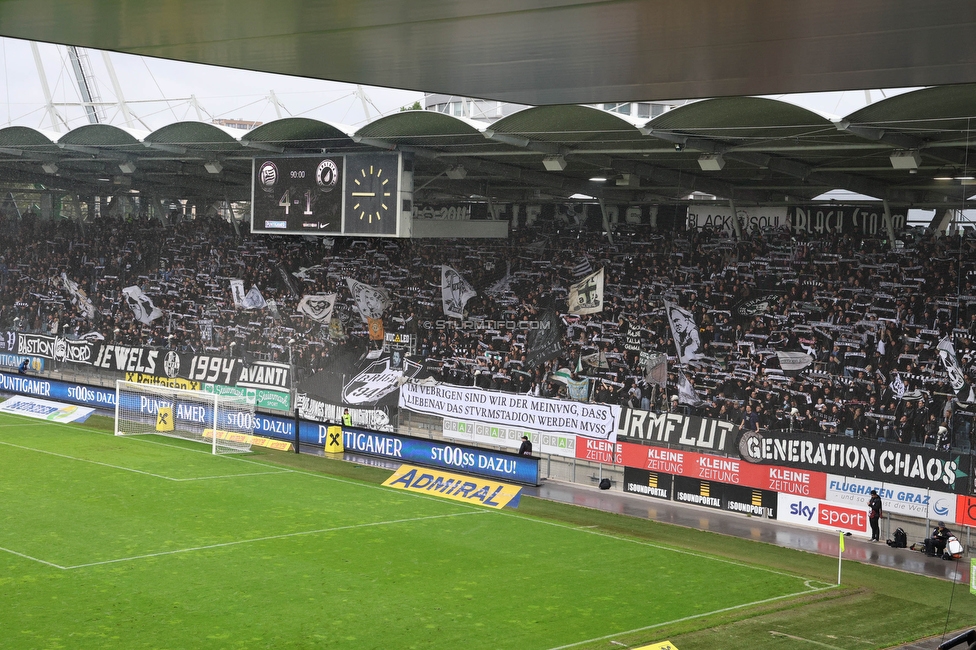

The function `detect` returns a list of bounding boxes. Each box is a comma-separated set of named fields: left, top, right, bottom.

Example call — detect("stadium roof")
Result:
left=0, top=1, right=974, bottom=106
left=3, top=86, right=976, bottom=210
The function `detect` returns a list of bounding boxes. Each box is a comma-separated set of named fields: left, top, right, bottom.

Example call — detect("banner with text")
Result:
left=616, top=407, right=739, bottom=455
left=400, top=381, right=619, bottom=442
left=738, top=430, right=970, bottom=493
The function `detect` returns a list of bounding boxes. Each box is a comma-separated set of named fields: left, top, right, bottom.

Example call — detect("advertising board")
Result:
left=776, top=494, right=869, bottom=534
left=824, top=474, right=956, bottom=522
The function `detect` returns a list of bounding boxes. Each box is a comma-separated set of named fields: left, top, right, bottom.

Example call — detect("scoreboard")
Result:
left=250, top=152, right=405, bottom=236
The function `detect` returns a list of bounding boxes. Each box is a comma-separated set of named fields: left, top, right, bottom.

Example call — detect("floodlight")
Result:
left=41, top=163, right=58, bottom=174
left=889, top=150, right=921, bottom=169
left=697, top=154, right=725, bottom=171
left=446, top=165, right=466, bottom=179
left=204, top=160, right=223, bottom=174
left=118, top=160, right=137, bottom=174
left=542, top=155, right=566, bottom=171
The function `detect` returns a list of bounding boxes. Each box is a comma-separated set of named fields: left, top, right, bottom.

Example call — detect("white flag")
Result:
left=441, top=265, right=477, bottom=319
left=60, top=272, right=95, bottom=320
left=890, top=373, right=906, bottom=400
left=297, top=294, right=337, bottom=323
left=346, top=278, right=390, bottom=322
left=121, top=285, right=163, bottom=325
left=677, top=373, right=704, bottom=407
left=776, top=351, right=814, bottom=374
left=567, top=268, right=604, bottom=315
left=664, top=301, right=703, bottom=364
left=242, top=286, right=267, bottom=310
left=229, top=279, right=246, bottom=309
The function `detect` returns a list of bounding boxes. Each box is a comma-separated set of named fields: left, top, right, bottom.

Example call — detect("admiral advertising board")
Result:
left=777, top=494, right=869, bottom=535
left=824, top=474, right=957, bottom=522
left=738, top=430, right=970, bottom=493
left=616, top=407, right=738, bottom=454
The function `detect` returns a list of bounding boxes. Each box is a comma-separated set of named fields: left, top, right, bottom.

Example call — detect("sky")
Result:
left=0, top=37, right=919, bottom=135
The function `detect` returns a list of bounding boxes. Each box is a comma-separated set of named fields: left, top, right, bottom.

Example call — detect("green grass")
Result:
left=0, top=413, right=973, bottom=649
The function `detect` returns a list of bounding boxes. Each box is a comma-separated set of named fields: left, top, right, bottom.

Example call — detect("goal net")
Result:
left=114, top=380, right=254, bottom=454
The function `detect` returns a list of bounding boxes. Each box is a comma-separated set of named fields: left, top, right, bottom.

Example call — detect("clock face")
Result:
left=343, top=153, right=399, bottom=235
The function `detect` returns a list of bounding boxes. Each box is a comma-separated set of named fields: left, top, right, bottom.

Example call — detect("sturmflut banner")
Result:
left=399, top=381, right=619, bottom=441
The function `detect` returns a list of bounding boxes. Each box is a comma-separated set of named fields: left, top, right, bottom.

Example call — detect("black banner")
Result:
left=17, top=333, right=94, bottom=365
left=525, top=308, right=562, bottom=368
left=672, top=475, right=777, bottom=518
left=623, top=466, right=672, bottom=500
left=738, top=429, right=971, bottom=493
left=616, top=407, right=739, bottom=455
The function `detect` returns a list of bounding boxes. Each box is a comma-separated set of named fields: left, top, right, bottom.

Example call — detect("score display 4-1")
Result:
left=251, top=156, right=344, bottom=234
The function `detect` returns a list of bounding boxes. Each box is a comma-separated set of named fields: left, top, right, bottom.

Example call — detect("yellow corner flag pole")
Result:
left=837, top=531, right=845, bottom=585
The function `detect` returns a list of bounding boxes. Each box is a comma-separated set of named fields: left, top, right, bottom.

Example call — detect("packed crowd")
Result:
left=2, top=208, right=976, bottom=449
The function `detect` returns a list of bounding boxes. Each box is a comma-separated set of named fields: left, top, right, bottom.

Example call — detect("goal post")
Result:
left=114, top=380, right=254, bottom=454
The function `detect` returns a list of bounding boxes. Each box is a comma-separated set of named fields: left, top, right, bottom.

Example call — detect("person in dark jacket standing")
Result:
left=517, top=435, right=533, bottom=456
left=868, top=489, right=883, bottom=542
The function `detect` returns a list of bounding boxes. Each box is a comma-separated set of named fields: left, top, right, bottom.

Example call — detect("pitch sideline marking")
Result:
left=0, top=545, right=67, bottom=570
left=61, top=510, right=488, bottom=570
left=768, top=630, right=847, bottom=648
left=545, top=586, right=837, bottom=650
left=0, top=438, right=291, bottom=482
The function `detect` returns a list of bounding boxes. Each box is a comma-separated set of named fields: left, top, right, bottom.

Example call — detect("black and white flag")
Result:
left=573, top=256, right=593, bottom=279
left=643, top=352, right=667, bottom=388
left=242, top=286, right=267, bottom=310
left=121, top=285, right=163, bottom=325
left=890, top=372, right=906, bottom=400
left=229, top=279, right=246, bottom=309
left=198, top=319, right=214, bottom=344
left=60, top=272, right=95, bottom=320
left=677, top=373, right=704, bottom=407
left=441, top=265, right=477, bottom=319
left=345, top=279, right=390, bottom=322
left=937, top=337, right=975, bottom=402
left=484, top=261, right=512, bottom=297
left=297, top=294, right=337, bottom=323
left=664, top=300, right=703, bottom=364
left=567, top=268, right=604, bottom=315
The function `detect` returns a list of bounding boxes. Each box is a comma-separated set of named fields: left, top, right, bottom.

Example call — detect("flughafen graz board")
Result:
left=251, top=152, right=403, bottom=237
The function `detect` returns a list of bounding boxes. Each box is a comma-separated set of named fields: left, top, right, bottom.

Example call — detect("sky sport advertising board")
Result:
left=776, top=494, right=870, bottom=535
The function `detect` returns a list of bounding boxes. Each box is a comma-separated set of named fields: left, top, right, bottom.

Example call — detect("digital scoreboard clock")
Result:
left=250, top=152, right=402, bottom=236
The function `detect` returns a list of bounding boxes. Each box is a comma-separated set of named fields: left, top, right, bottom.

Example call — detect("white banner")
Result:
left=442, top=416, right=577, bottom=458
left=121, top=286, right=163, bottom=325
left=441, top=265, right=476, bottom=319
left=399, top=381, right=619, bottom=441
left=567, top=267, right=604, bottom=315
left=824, top=474, right=957, bottom=522
left=297, top=294, right=337, bottom=323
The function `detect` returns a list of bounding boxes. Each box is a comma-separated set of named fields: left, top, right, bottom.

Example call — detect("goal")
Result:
left=114, top=380, right=254, bottom=454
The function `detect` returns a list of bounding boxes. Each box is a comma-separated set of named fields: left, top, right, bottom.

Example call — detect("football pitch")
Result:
left=0, top=412, right=931, bottom=649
